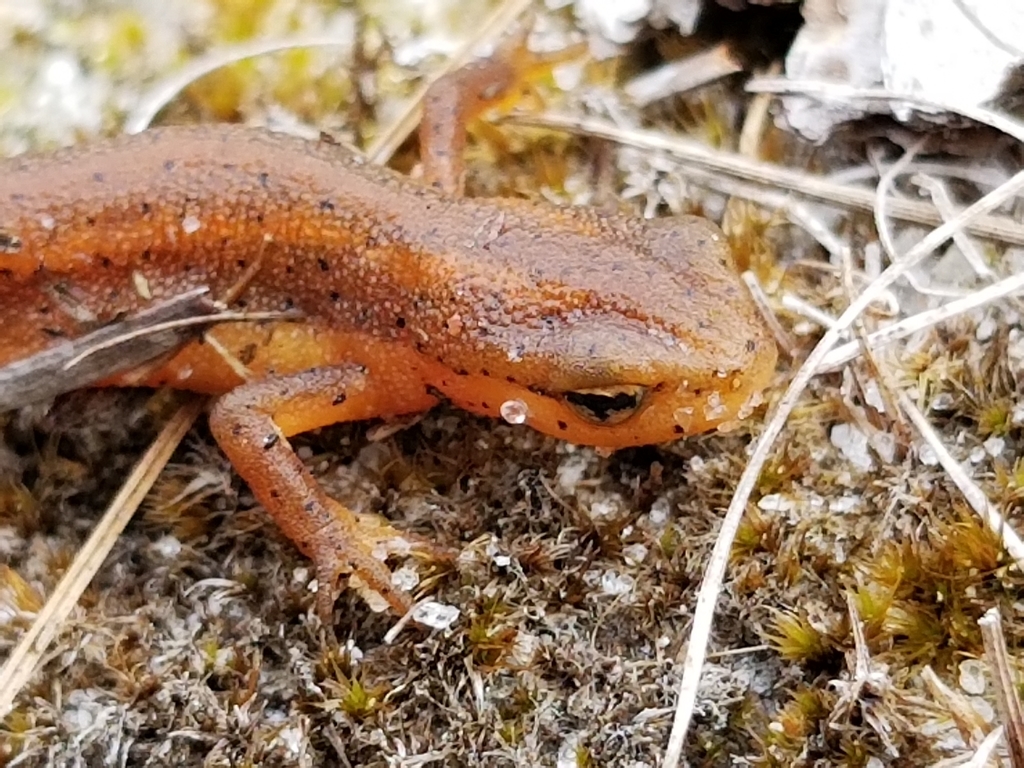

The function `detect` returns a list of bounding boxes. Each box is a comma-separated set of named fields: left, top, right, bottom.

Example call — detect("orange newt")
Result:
left=0, top=46, right=776, bottom=618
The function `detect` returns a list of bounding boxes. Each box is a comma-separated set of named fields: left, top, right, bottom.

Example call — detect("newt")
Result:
left=0, top=43, right=777, bottom=618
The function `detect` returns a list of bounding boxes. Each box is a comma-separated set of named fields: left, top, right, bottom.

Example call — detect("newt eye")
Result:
left=563, top=385, right=647, bottom=426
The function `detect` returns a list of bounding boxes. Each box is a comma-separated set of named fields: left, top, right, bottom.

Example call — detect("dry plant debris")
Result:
left=2, top=1, right=1024, bottom=767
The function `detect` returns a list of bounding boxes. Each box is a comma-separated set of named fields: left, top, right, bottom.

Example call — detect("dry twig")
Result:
left=623, top=43, right=742, bottom=107
left=0, top=289, right=213, bottom=409
left=898, top=391, right=1024, bottom=570
left=920, top=665, right=989, bottom=747
left=942, top=727, right=1006, bottom=768
left=0, top=400, right=203, bottom=720
left=506, top=112, right=1024, bottom=245
left=820, top=270, right=1024, bottom=371
left=126, top=36, right=359, bottom=135
left=979, top=608, right=1024, bottom=767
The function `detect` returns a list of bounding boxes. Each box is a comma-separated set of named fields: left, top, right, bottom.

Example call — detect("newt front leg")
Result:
left=207, top=364, right=435, bottom=619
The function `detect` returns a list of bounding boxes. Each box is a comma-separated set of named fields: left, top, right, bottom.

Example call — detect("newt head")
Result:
left=424, top=210, right=778, bottom=449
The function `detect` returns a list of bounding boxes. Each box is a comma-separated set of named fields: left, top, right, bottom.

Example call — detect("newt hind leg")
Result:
left=208, top=363, right=437, bottom=619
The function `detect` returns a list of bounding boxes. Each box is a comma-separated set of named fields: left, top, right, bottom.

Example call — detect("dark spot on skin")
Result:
left=270, top=490, right=280, bottom=499
left=480, top=369, right=489, bottom=377
left=673, top=425, right=685, bottom=434
left=257, top=172, right=269, bottom=187
left=557, top=420, right=568, bottom=431
left=183, top=264, right=193, bottom=272
left=455, top=368, right=468, bottom=376
left=395, top=316, right=406, bottom=328
left=329, top=291, right=340, bottom=302
left=85, top=216, right=96, bottom=226
left=652, top=382, right=666, bottom=393
left=255, top=213, right=264, bottom=224
left=164, top=160, right=175, bottom=171
left=693, top=388, right=702, bottom=396
left=332, top=393, right=347, bottom=406
left=92, top=172, right=104, bottom=182
left=482, top=402, right=490, bottom=410
left=506, top=376, right=517, bottom=384
left=99, top=257, right=111, bottom=269
left=238, top=344, right=257, bottom=365
left=0, top=234, right=21, bottom=256
left=0, top=268, right=11, bottom=277
left=304, top=500, right=315, bottom=512
left=319, top=200, right=335, bottom=212
left=285, top=265, right=294, bottom=275
left=425, top=385, right=444, bottom=399
left=283, top=298, right=294, bottom=311
left=262, top=433, right=279, bottom=450
left=231, top=425, right=242, bottom=436
left=140, top=201, right=151, bottom=214
left=237, top=259, right=247, bottom=268
left=746, top=339, right=756, bottom=352
left=141, top=249, right=151, bottom=261
left=318, top=258, right=329, bottom=271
